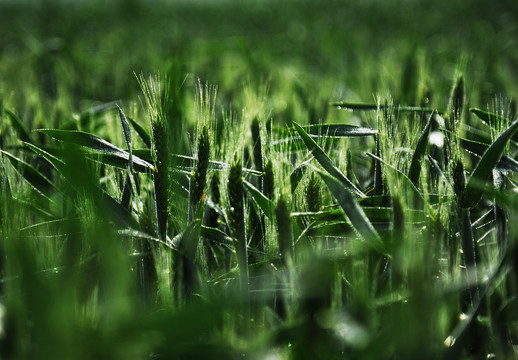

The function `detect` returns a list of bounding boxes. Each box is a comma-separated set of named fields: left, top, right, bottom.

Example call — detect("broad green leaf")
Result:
left=460, top=138, right=518, bottom=172
left=408, top=110, right=436, bottom=186
left=243, top=179, right=274, bottom=220
left=318, top=171, right=387, bottom=255
left=302, top=124, right=377, bottom=137
left=329, top=102, right=433, bottom=113
left=272, top=124, right=376, bottom=152
left=470, top=107, right=508, bottom=128
left=36, top=129, right=154, bottom=172
left=293, top=121, right=365, bottom=199
left=37, top=128, right=126, bottom=154
left=22, top=142, right=66, bottom=176
left=0, top=149, right=57, bottom=199
left=85, top=152, right=152, bottom=173
left=200, top=225, right=234, bottom=248
left=462, top=116, right=518, bottom=208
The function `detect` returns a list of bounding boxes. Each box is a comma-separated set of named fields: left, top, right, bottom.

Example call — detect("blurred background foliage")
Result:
left=1, top=0, right=518, bottom=359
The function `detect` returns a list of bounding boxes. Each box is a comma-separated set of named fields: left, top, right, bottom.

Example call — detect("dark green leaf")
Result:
left=329, top=102, right=433, bottom=113
left=366, top=152, right=424, bottom=208
left=462, top=117, right=518, bottom=208
left=0, top=149, right=57, bottom=199
left=318, top=171, right=387, bottom=255
left=36, top=129, right=154, bottom=172
left=22, top=142, right=66, bottom=176
left=301, top=124, right=377, bottom=137
left=470, top=108, right=507, bottom=128
left=408, top=110, right=436, bottom=186
left=117, top=106, right=133, bottom=171
left=293, top=121, right=365, bottom=199
left=201, top=225, right=234, bottom=249
left=128, top=117, right=152, bottom=149
left=243, top=179, right=274, bottom=220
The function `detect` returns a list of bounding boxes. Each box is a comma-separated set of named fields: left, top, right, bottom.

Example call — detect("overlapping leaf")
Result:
left=462, top=113, right=518, bottom=208
left=293, top=121, right=365, bottom=199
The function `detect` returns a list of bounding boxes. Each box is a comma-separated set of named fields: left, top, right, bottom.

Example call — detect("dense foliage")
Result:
left=1, top=0, right=518, bottom=359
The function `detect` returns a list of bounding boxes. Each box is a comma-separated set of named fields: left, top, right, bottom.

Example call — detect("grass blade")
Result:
left=128, top=117, right=152, bottom=149
left=22, top=142, right=66, bottom=176
left=329, top=102, right=433, bottom=113
left=36, top=129, right=154, bottom=171
left=37, top=129, right=128, bottom=155
left=293, top=121, right=365, bottom=199
left=200, top=225, right=234, bottom=249
left=300, top=124, right=377, bottom=137
left=5, top=109, right=33, bottom=143
left=366, top=152, right=424, bottom=207
left=117, top=105, right=133, bottom=172
left=461, top=116, right=518, bottom=208
left=470, top=108, right=507, bottom=128
left=318, top=171, right=387, bottom=255
left=243, top=179, right=273, bottom=220
left=408, top=110, right=436, bottom=187
left=0, top=149, right=57, bottom=199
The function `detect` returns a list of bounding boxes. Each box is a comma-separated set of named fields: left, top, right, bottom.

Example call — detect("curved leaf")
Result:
left=329, top=102, right=433, bottom=113
left=408, top=110, right=436, bottom=186
left=293, top=121, right=365, bottom=199
left=243, top=179, right=273, bottom=220
left=462, top=117, right=518, bottom=208
left=128, top=117, right=152, bottom=148
left=301, top=124, right=377, bottom=137
left=460, top=137, right=518, bottom=172
left=22, top=142, right=66, bottom=176
left=5, top=109, right=33, bottom=143
left=0, top=149, right=57, bottom=199
left=36, top=129, right=154, bottom=172
left=470, top=108, right=508, bottom=128
left=117, top=106, right=133, bottom=171
left=318, top=171, right=387, bottom=255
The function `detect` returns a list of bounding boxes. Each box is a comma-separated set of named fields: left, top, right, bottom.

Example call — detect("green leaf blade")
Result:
left=408, top=110, right=435, bottom=186
left=462, top=117, right=518, bottom=208
left=0, top=150, right=57, bottom=199
left=318, top=171, right=387, bottom=255
left=36, top=129, right=154, bottom=172
left=292, top=121, right=365, bottom=199
left=243, top=179, right=274, bottom=220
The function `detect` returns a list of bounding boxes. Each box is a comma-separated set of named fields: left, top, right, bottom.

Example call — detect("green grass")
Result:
left=1, top=0, right=518, bottom=359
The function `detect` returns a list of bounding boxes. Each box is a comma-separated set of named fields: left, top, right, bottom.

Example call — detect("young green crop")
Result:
left=1, top=1, right=518, bottom=359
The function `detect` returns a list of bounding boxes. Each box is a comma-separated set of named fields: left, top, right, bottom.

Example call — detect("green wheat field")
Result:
left=1, top=0, right=518, bottom=358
